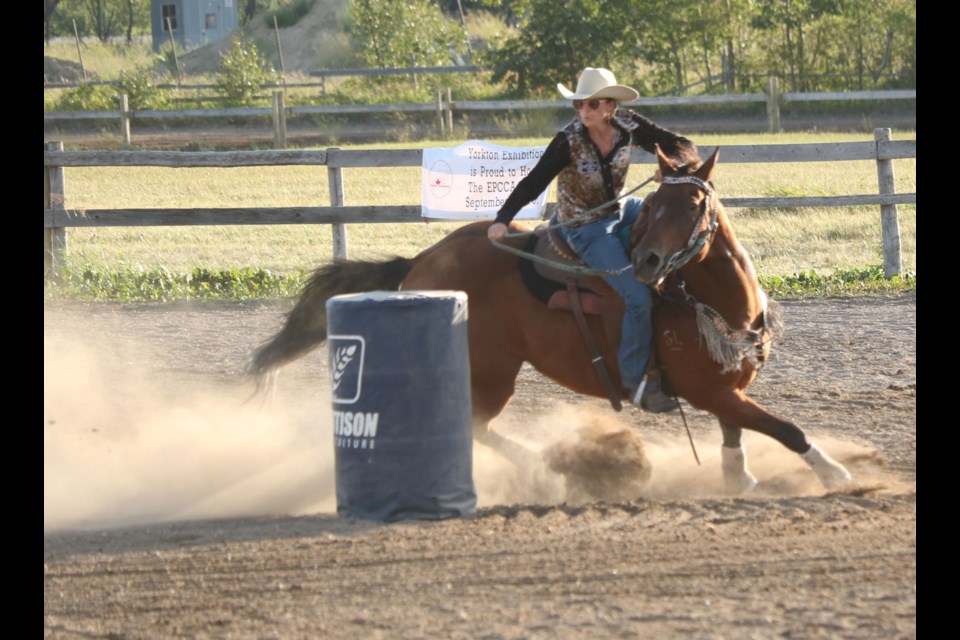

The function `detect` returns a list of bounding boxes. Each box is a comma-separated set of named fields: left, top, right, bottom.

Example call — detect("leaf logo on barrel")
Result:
left=332, top=345, right=356, bottom=387
left=328, top=335, right=365, bottom=404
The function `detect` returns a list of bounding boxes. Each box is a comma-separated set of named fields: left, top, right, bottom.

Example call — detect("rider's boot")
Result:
left=631, top=369, right=679, bottom=413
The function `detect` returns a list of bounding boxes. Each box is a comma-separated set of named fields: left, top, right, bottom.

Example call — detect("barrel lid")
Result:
left=329, top=290, right=468, bottom=303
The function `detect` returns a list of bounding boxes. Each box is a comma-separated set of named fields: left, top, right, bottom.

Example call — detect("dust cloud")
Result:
left=44, top=335, right=338, bottom=533
left=481, top=403, right=891, bottom=504
left=44, top=332, right=884, bottom=534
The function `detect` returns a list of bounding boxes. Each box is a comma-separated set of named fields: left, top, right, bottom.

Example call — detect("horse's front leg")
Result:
left=718, top=421, right=758, bottom=494
left=704, top=391, right=853, bottom=491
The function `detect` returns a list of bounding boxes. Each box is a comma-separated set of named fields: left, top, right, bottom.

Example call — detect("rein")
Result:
left=490, top=178, right=655, bottom=277
left=501, top=178, right=653, bottom=239
left=490, top=240, right=631, bottom=276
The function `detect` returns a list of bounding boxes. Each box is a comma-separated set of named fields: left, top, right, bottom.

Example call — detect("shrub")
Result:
left=54, top=83, right=119, bottom=111
left=116, top=66, right=172, bottom=110
left=214, top=36, right=280, bottom=106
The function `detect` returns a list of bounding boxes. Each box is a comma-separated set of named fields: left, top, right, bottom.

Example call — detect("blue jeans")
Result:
left=559, top=197, right=651, bottom=390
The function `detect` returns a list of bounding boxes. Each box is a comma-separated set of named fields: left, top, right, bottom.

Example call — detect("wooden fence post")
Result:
left=327, top=147, right=348, bottom=259
left=273, top=15, right=287, bottom=95
left=273, top=91, right=287, bottom=149
left=72, top=20, right=87, bottom=82
left=435, top=87, right=445, bottom=135
left=44, top=141, right=67, bottom=278
left=766, top=75, right=781, bottom=134
left=120, top=93, right=131, bottom=147
left=166, top=17, right=181, bottom=88
left=874, top=128, right=902, bottom=279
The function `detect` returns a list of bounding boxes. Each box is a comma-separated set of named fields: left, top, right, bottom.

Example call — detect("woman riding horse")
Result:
left=248, top=73, right=855, bottom=494
left=487, top=67, right=700, bottom=412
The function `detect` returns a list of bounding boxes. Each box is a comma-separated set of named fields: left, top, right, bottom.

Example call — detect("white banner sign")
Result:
left=421, top=140, right=548, bottom=220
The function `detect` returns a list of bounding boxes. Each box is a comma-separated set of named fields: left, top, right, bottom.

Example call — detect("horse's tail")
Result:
left=247, top=256, right=414, bottom=386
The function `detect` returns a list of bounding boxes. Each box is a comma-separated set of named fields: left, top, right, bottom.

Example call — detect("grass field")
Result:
left=52, top=132, right=916, bottom=280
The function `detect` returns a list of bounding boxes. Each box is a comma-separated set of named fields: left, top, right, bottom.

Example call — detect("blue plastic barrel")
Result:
left=326, top=290, right=476, bottom=522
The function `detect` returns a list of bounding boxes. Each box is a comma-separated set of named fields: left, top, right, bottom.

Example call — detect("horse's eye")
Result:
left=688, top=201, right=698, bottom=211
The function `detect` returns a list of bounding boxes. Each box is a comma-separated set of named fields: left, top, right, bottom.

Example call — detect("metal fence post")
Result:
left=327, top=147, right=348, bottom=259
left=874, top=128, right=902, bottom=279
left=44, top=141, right=67, bottom=278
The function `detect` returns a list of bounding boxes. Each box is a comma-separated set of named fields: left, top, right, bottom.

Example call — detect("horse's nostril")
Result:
left=644, top=253, right=660, bottom=268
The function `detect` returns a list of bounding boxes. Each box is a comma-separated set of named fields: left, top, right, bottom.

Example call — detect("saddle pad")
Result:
left=518, top=233, right=604, bottom=315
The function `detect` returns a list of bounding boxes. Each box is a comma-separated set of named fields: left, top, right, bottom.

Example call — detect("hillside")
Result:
left=180, top=0, right=350, bottom=76
left=44, top=56, right=92, bottom=83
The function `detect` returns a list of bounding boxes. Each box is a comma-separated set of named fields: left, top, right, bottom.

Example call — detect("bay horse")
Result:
left=247, top=146, right=853, bottom=493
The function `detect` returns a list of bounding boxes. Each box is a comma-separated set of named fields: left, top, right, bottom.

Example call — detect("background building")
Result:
left=151, top=0, right=238, bottom=52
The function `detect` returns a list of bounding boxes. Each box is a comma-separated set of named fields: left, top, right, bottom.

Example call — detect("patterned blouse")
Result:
left=494, top=109, right=697, bottom=226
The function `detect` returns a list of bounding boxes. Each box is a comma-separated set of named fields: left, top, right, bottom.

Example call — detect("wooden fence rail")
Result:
left=43, top=87, right=917, bottom=144
left=43, top=129, right=916, bottom=279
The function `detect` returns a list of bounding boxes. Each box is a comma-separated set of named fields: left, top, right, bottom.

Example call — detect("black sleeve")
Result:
left=621, top=109, right=699, bottom=164
left=494, top=133, right=570, bottom=225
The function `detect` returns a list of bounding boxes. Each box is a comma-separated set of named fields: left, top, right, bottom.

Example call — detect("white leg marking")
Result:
left=721, top=444, right=758, bottom=494
left=802, top=442, right=853, bottom=490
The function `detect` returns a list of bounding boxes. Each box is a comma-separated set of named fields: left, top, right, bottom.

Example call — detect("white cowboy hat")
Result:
left=557, top=67, right=639, bottom=102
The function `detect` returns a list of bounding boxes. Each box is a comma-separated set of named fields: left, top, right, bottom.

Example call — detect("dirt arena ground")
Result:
left=43, top=292, right=916, bottom=639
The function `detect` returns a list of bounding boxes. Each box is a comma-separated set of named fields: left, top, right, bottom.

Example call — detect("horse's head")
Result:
left=629, top=145, right=720, bottom=287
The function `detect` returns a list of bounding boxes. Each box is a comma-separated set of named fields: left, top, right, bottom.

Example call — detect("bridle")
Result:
left=654, top=175, right=720, bottom=277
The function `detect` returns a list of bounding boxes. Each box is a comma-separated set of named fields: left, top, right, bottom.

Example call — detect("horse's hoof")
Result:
left=721, top=445, right=758, bottom=494
left=724, top=473, right=758, bottom=495
left=819, top=466, right=854, bottom=490
left=802, top=443, right=854, bottom=490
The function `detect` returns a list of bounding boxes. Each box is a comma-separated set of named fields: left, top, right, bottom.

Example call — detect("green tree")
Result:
left=46, top=0, right=90, bottom=41
left=485, top=0, right=633, bottom=95
left=45, top=0, right=148, bottom=41
left=830, top=0, right=916, bottom=89
left=44, top=0, right=63, bottom=42
left=83, top=0, right=125, bottom=42
left=623, top=0, right=706, bottom=94
left=625, top=0, right=757, bottom=95
left=241, top=0, right=279, bottom=25
left=347, top=0, right=469, bottom=68
left=751, top=0, right=844, bottom=91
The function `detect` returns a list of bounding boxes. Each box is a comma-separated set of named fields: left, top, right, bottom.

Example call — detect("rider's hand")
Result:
left=652, top=169, right=663, bottom=183
left=487, top=222, right=508, bottom=241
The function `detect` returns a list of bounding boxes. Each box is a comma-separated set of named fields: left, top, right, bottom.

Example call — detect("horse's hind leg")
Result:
left=470, top=362, right=541, bottom=469
left=719, top=422, right=758, bottom=494
left=709, top=391, right=853, bottom=490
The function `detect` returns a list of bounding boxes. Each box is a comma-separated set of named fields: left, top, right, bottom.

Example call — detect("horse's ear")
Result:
left=655, top=144, right=677, bottom=176
left=695, top=147, right=720, bottom=181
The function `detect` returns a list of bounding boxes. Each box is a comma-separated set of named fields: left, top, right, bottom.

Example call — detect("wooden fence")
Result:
left=43, top=128, right=916, bottom=279
left=43, top=85, right=917, bottom=144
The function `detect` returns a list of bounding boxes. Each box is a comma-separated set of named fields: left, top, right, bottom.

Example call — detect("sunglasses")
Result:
left=572, top=98, right=609, bottom=111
